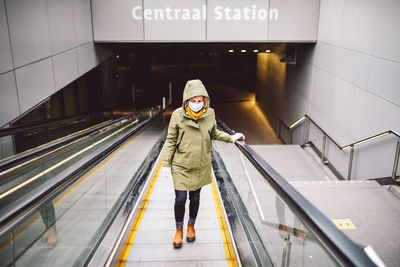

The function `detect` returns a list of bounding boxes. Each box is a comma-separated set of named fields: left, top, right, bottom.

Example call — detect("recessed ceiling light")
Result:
left=253, top=49, right=259, bottom=53
left=241, top=50, right=246, bottom=53
left=265, top=50, right=271, bottom=53
left=228, top=49, right=234, bottom=53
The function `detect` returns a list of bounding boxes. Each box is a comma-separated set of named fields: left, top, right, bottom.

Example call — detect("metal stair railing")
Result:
left=277, top=115, right=400, bottom=182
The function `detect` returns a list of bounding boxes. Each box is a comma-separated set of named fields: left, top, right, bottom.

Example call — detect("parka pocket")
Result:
left=206, top=130, right=212, bottom=151
left=176, top=131, right=185, bottom=152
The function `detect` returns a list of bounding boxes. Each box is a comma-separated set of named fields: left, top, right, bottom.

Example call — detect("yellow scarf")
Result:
left=185, top=101, right=207, bottom=121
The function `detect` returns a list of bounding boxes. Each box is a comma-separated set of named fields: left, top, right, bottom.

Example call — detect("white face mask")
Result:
left=188, top=101, right=204, bottom=112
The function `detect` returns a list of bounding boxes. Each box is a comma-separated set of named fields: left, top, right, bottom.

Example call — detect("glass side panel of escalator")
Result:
left=214, top=141, right=339, bottom=267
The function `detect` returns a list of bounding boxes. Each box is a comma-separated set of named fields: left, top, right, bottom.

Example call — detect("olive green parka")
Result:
left=163, top=79, right=232, bottom=191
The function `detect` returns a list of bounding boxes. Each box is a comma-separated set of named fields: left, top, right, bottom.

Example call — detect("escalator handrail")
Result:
left=0, top=109, right=162, bottom=238
left=216, top=117, right=376, bottom=267
left=0, top=107, right=156, bottom=172
left=0, top=112, right=108, bottom=137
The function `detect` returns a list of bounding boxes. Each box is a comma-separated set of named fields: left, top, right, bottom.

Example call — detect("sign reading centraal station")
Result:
left=132, top=5, right=279, bottom=21
left=92, top=0, right=320, bottom=41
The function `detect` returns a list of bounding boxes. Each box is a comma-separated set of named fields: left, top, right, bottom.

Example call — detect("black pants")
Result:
left=174, top=188, right=201, bottom=228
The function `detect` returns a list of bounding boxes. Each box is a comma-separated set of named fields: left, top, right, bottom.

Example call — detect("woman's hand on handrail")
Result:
left=231, top=133, right=245, bottom=143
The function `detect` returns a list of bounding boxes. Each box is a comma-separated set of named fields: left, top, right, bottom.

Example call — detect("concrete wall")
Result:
left=0, top=0, right=113, bottom=127
left=92, top=0, right=320, bottom=42
left=256, top=0, right=400, bottom=180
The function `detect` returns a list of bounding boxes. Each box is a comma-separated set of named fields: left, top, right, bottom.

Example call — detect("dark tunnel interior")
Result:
left=10, top=43, right=289, bottom=151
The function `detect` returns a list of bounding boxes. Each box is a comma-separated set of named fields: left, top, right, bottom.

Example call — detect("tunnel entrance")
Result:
left=99, top=43, right=286, bottom=106
left=11, top=43, right=293, bottom=145
left=99, top=42, right=288, bottom=144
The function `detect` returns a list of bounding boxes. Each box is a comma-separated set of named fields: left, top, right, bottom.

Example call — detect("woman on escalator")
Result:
left=161, top=79, right=245, bottom=248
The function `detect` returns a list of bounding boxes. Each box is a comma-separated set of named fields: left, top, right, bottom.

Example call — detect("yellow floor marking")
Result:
left=0, top=119, right=111, bottom=163
left=332, top=218, right=356, bottom=230
left=0, top=128, right=143, bottom=252
left=116, top=158, right=163, bottom=267
left=211, top=178, right=238, bottom=267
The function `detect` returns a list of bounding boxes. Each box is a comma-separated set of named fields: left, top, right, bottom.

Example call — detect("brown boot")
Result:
left=187, top=223, right=196, bottom=242
left=173, top=227, right=183, bottom=248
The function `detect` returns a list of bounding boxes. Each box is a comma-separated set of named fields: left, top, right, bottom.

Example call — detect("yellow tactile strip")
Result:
left=116, top=158, right=163, bottom=267
left=211, top=177, right=238, bottom=267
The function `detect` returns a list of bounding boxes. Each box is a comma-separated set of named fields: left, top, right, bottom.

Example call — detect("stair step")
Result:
left=250, top=144, right=338, bottom=182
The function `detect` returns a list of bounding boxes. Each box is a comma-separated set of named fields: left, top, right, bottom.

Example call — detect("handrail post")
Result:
left=347, top=145, right=355, bottom=180
left=303, top=117, right=309, bottom=145
left=321, top=135, right=327, bottom=163
left=392, top=139, right=400, bottom=182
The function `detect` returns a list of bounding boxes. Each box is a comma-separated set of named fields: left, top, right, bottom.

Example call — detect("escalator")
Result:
left=0, top=106, right=164, bottom=266
left=0, top=108, right=381, bottom=266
